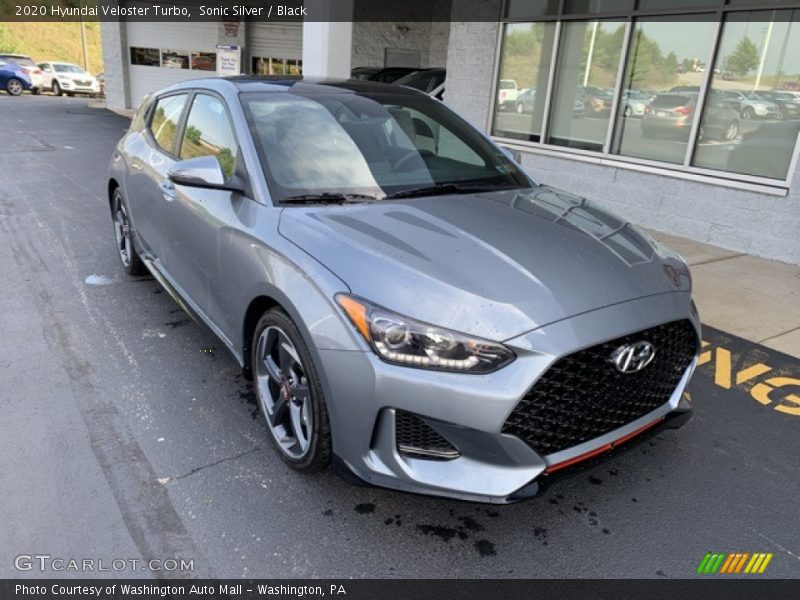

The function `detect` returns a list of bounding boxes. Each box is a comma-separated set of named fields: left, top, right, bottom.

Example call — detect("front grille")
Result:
left=502, top=320, right=698, bottom=456
left=395, top=410, right=459, bottom=460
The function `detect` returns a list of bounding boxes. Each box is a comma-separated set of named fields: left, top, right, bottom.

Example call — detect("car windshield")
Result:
left=54, top=64, right=84, bottom=73
left=241, top=90, right=530, bottom=203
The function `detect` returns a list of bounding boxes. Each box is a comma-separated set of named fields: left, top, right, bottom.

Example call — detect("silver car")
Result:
left=108, top=77, right=700, bottom=503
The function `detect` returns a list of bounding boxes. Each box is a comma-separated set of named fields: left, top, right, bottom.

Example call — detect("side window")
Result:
left=149, top=94, right=188, bottom=154
left=179, top=94, right=238, bottom=179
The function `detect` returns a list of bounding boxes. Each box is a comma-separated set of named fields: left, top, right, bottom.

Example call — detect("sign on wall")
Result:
left=216, top=44, right=241, bottom=76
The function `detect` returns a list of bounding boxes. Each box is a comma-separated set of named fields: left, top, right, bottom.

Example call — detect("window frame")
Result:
left=176, top=90, right=242, bottom=182
left=146, top=91, right=191, bottom=158
left=489, top=0, right=800, bottom=191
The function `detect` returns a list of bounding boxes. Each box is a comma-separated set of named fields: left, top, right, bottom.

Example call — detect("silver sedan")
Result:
left=107, top=77, right=700, bottom=503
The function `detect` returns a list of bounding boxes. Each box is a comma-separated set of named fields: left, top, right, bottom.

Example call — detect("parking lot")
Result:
left=1, top=94, right=799, bottom=579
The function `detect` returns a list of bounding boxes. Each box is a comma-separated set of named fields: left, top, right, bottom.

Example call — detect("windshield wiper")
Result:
left=385, top=183, right=508, bottom=200
left=279, top=192, right=381, bottom=205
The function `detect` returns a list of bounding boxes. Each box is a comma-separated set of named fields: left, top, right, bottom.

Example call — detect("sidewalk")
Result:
left=648, top=231, right=800, bottom=359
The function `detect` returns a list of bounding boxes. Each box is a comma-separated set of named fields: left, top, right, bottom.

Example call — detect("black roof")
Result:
left=223, top=75, right=424, bottom=95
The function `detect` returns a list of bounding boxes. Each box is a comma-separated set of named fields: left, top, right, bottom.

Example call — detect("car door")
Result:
left=126, top=92, right=189, bottom=267
left=164, top=91, right=248, bottom=336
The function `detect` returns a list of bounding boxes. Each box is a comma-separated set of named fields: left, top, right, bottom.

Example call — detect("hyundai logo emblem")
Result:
left=611, top=341, right=656, bottom=374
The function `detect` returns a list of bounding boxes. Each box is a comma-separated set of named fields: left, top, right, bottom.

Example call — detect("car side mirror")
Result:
left=499, top=145, right=522, bottom=164
left=168, top=155, right=246, bottom=193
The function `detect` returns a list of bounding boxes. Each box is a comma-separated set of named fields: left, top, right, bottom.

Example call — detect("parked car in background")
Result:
left=0, top=54, right=44, bottom=94
left=351, top=67, right=419, bottom=83
left=580, top=86, right=614, bottom=115
left=670, top=85, right=700, bottom=93
left=643, top=93, right=697, bottom=138
left=622, top=90, right=652, bottom=117
left=514, top=88, right=535, bottom=113
left=697, top=96, right=740, bottom=141
left=0, top=59, right=32, bottom=96
left=497, top=79, right=519, bottom=110
left=394, top=68, right=446, bottom=100
left=107, top=77, right=698, bottom=503
left=715, top=90, right=780, bottom=120
left=643, top=93, right=738, bottom=141
left=756, top=91, right=800, bottom=120
left=38, top=62, right=100, bottom=97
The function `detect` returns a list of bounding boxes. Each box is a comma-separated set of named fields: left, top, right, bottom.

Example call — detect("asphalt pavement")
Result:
left=1, top=95, right=798, bottom=579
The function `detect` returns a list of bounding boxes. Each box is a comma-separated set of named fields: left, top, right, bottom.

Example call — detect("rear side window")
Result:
left=179, top=94, right=238, bottom=179
left=149, top=94, right=188, bottom=154
left=652, top=95, right=692, bottom=108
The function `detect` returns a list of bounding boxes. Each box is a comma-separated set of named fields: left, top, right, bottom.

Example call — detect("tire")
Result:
left=741, top=106, right=754, bottom=120
left=52, top=80, right=62, bottom=96
left=111, top=189, right=147, bottom=276
left=6, top=78, right=23, bottom=96
left=252, top=308, right=332, bottom=473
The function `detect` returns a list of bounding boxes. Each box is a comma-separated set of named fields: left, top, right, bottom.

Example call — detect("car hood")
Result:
left=278, top=186, right=691, bottom=341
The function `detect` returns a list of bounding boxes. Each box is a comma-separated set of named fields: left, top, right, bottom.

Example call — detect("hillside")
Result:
left=0, top=21, right=103, bottom=74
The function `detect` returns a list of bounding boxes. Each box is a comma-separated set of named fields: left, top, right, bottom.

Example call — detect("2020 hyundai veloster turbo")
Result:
left=108, top=77, right=700, bottom=503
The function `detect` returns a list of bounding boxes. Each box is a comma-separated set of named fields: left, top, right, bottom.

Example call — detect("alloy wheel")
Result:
left=7, top=79, right=23, bottom=96
left=255, top=326, right=314, bottom=459
left=113, top=201, right=132, bottom=268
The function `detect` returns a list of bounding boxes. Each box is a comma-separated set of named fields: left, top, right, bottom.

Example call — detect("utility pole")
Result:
left=79, top=0, right=89, bottom=71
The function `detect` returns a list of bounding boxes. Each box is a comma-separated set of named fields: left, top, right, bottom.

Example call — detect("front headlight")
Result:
left=336, top=294, right=515, bottom=373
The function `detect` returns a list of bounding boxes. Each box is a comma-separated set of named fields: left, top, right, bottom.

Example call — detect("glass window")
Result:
left=191, top=52, right=216, bottom=71
left=161, top=50, right=189, bottom=69
left=611, top=16, right=716, bottom=164
left=546, top=20, right=626, bottom=151
left=149, top=94, right=188, bottom=154
left=130, top=47, right=160, bottom=67
left=491, top=22, right=556, bottom=142
left=637, top=0, right=718, bottom=8
left=505, top=0, right=559, bottom=19
left=564, top=0, right=634, bottom=13
left=180, top=95, right=238, bottom=179
left=242, top=91, right=530, bottom=202
left=251, top=57, right=300, bottom=76
left=693, top=10, right=800, bottom=180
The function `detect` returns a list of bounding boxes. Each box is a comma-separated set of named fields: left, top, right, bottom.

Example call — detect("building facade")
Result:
left=102, top=0, right=800, bottom=264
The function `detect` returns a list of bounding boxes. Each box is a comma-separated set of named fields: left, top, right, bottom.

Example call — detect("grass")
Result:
left=0, top=21, right=103, bottom=74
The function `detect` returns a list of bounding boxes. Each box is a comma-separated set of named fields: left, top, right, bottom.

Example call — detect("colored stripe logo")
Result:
left=696, top=552, right=773, bottom=574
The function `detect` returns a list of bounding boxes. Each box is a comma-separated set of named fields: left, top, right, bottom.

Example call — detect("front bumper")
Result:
left=320, top=291, right=699, bottom=503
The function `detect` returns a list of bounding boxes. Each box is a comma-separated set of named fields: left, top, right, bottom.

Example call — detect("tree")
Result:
left=0, top=24, right=19, bottom=53
left=185, top=125, right=202, bottom=144
left=724, top=37, right=760, bottom=77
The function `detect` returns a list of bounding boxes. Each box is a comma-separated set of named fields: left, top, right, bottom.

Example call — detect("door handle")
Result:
left=159, top=180, right=175, bottom=202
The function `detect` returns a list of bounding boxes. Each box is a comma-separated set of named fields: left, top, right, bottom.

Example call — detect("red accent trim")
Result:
left=544, top=417, right=664, bottom=474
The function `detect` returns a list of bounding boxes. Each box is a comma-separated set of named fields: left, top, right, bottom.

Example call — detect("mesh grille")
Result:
left=502, top=320, right=698, bottom=456
left=395, top=410, right=459, bottom=460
